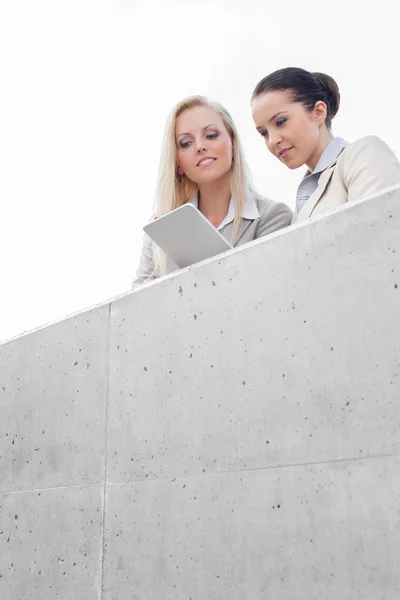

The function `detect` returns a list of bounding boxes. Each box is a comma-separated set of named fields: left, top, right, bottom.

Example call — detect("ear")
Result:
left=176, top=165, right=184, bottom=176
left=314, top=100, right=327, bottom=126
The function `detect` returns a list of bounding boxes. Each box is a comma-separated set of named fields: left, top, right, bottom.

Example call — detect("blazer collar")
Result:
left=189, top=190, right=260, bottom=233
left=308, top=137, right=346, bottom=177
left=224, top=193, right=260, bottom=246
left=294, top=141, right=349, bottom=223
left=295, top=164, right=337, bottom=221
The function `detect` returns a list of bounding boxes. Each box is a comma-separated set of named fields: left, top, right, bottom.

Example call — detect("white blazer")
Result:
left=294, top=136, right=400, bottom=223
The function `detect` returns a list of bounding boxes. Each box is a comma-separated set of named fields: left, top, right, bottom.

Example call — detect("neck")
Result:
left=197, top=174, right=231, bottom=229
left=306, top=128, right=334, bottom=172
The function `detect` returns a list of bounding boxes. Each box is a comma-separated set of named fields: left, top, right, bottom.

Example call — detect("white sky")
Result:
left=1, top=0, right=400, bottom=343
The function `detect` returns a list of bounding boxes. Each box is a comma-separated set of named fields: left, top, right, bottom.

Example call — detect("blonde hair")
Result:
left=152, top=95, right=252, bottom=277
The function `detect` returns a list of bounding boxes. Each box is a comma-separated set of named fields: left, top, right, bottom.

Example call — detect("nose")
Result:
left=195, top=138, right=207, bottom=154
left=267, top=130, right=283, bottom=151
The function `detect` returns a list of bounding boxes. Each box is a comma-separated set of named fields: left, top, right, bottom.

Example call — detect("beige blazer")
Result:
left=294, top=135, right=400, bottom=224
left=132, top=194, right=292, bottom=288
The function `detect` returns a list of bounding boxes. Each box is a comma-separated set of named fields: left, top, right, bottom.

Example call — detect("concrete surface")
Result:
left=103, top=455, right=400, bottom=600
left=0, top=306, right=109, bottom=493
left=0, top=484, right=103, bottom=600
left=1, top=187, right=399, bottom=598
left=107, top=187, right=400, bottom=483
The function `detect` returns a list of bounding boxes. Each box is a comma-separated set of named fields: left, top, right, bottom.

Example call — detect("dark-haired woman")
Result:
left=251, top=67, right=400, bottom=223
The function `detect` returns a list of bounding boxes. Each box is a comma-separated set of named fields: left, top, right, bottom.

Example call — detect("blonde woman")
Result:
left=132, top=95, right=292, bottom=287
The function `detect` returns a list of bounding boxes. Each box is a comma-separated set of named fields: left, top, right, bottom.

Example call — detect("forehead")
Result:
left=175, top=106, right=225, bottom=135
left=251, top=90, right=297, bottom=122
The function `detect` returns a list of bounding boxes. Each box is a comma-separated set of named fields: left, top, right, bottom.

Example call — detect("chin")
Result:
left=198, top=170, right=229, bottom=184
left=282, top=156, right=306, bottom=171
left=286, top=162, right=303, bottom=171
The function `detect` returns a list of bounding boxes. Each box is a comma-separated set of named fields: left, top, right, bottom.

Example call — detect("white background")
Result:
left=1, top=0, right=399, bottom=342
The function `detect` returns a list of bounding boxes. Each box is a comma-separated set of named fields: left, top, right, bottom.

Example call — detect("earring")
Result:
left=179, top=174, right=185, bottom=184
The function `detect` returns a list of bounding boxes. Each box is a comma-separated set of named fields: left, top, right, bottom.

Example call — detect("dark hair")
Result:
left=252, top=67, right=340, bottom=129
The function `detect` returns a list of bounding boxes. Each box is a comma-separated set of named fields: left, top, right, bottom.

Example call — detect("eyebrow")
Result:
left=256, top=111, right=289, bottom=130
left=176, top=124, right=219, bottom=139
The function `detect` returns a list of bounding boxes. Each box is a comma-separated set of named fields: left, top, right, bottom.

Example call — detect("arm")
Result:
left=131, top=233, right=156, bottom=290
left=255, top=201, right=293, bottom=239
left=344, top=136, right=400, bottom=202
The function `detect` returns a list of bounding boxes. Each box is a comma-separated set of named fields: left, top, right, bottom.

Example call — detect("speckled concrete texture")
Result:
left=0, top=306, right=109, bottom=493
left=1, top=189, right=399, bottom=599
left=0, top=484, right=103, bottom=600
left=107, top=189, right=400, bottom=485
left=102, top=455, right=400, bottom=600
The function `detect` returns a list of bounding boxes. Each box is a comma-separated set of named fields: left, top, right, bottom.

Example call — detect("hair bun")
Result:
left=312, top=72, right=340, bottom=119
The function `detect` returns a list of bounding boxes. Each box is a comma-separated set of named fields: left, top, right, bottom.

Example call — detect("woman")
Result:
left=251, top=67, right=400, bottom=223
left=132, top=95, right=292, bottom=288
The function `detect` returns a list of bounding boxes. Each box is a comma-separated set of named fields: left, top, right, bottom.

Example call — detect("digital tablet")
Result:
left=143, top=203, right=233, bottom=269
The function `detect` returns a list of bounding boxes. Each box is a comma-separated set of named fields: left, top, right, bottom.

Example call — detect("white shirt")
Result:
left=189, top=192, right=260, bottom=230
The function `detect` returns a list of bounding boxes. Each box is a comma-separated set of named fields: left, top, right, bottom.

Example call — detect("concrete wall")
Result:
left=1, top=187, right=400, bottom=599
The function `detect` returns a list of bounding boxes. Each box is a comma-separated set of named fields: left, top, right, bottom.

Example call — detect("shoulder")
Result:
left=334, top=135, right=400, bottom=201
left=252, top=193, right=293, bottom=220
left=248, top=193, right=292, bottom=237
left=335, top=136, right=400, bottom=182
left=341, top=135, right=397, bottom=161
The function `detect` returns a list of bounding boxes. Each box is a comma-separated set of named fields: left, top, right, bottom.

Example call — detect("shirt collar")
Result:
left=311, top=137, right=346, bottom=175
left=189, top=191, right=259, bottom=230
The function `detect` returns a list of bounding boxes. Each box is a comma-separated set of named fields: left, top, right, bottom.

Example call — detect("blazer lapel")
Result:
left=232, top=218, right=253, bottom=247
left=294, top=165, right=336, bottom=222
left=221, top=194, right=260, bottom=246
left=293, top=141, right=349, bottom=223
left=221, top=219, right=253, bottom=247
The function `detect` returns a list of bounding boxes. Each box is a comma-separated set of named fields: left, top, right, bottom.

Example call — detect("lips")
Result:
left=278, top=147, right=293, bottom=160
left=197, top=157, right=217, bottom=167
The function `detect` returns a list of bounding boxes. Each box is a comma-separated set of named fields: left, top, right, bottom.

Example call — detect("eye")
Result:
left=276, top=117, right=287, bottom=127
left=179, top=140, right=191, bottom=149
left=259, top=129, right=268, bottom=138
left=206, top=132, right=219, bottom=140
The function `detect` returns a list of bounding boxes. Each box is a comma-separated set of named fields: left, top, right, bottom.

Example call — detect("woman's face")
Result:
left=175, top=106, right=233, bottom=186
left=251, top=90, right=325, bottom=171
